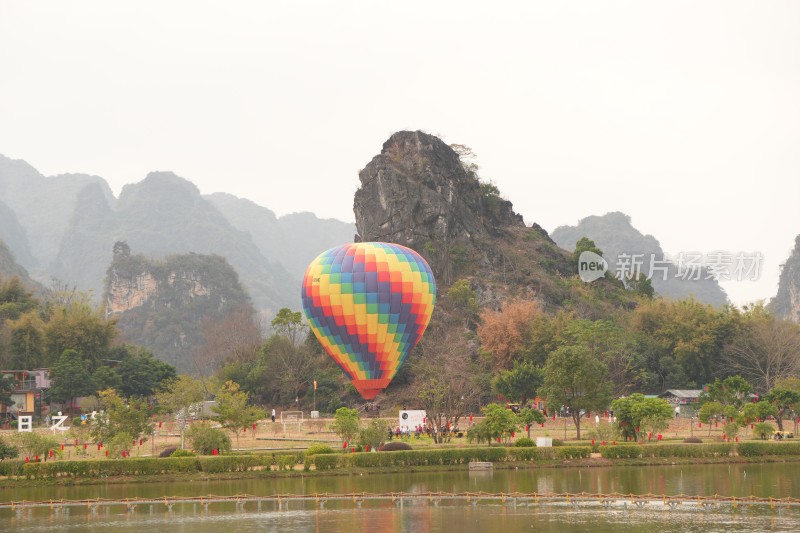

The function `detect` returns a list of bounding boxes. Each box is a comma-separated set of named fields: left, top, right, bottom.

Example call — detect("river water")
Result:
left=2, top=462, right=799, bottom=532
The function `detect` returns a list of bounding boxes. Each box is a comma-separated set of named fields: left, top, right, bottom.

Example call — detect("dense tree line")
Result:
left=4, top=229, right=800, bottom=431
left=0, top=277, right=177, bottom=410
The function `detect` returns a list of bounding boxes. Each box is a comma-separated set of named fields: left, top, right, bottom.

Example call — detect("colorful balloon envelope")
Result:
left=301, top=242, right=436, bottom=400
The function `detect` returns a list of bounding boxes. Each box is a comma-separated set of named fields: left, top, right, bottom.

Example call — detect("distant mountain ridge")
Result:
left=0, top=199, right=36, bottom=270
left=206, top=193, right=355, bottom=280
left=551, top=212, right=728, bottom=307
left=51, top=171, right=300, bottom=314
left=0, top=154, right=115, bottom=275
left=0, top=154, right=356, bottom=316
left=0, top=239, right=38, bottom=289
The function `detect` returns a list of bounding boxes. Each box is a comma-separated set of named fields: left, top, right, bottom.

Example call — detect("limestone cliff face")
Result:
left=107, top=269, right=216, bottom=313
left=106, top=272, right=159, bottom=313
left=354, top=131, right=524, bottom=247
left=104, top=243, right=254, bottom=372
left=773, top=236, right=800, bottom=323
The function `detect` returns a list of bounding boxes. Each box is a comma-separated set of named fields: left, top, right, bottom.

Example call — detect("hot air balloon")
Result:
left=301, top=242, right=436, bottom=400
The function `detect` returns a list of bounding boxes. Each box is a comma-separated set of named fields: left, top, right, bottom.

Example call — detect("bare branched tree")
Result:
left=724, top=317, right=800, bottom=392
left=194, top=307, right=263, bottom=379
left=410, top=305, right=487, bottom=443
left=44, top=278, right=94, bottom=309
left=261, top=335, right=318, bottom=402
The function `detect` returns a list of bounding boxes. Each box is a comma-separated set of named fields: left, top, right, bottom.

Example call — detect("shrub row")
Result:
left=0, top=461, right=25, bottom=477
left=23, top=457, right=200, bottom=478
left=25, top=440, right=800, bottom=478
left=599, top=443, right=734, bottom=459
left=21, top=452, right=309, bottom=479
left=313, top=446, right=591, bottom=470
left=737, top=442, right=800, bottom=457
left=197, top=455, right=263, bottom=473
left=507, top=446, right=591, bottom=461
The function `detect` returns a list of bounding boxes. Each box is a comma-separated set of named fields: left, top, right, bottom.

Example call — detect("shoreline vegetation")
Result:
left=3, top=440, right=800, bottom=489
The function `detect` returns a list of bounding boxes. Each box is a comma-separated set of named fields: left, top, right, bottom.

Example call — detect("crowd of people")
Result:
left=388, top=423, right=463, bottom=440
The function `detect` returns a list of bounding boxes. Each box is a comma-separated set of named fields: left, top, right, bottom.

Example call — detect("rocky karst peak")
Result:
left=353, top=130, right=524, bottom=248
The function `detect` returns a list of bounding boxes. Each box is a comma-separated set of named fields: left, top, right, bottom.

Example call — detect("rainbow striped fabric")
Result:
left=301, top=242, right=436, bottom=399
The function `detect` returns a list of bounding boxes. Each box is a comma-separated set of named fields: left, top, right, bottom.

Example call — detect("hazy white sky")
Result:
left=1, top=1, right=798, bottom=306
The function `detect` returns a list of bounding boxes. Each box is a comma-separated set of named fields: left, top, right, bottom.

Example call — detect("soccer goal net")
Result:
left=280, top=411, right=304, bottom=433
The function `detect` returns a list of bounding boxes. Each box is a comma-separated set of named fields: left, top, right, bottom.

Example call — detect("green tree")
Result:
left=358, top=418, right=387, bottom=451
left=541, top=345, right=612, bottom=439
left=0, top=436, right=18, bottom=460
left=625, top=272, right=655, bottom=299
left=43, top=302, right=116, bottom=368
left=631, top=299, right=737, bottom=391
left=753, top=422, right=775, bottom=440
left=0, top=374, right=14, bottom=407
left=155, top=375, right=207, bottom=449
left=0, top=277, right=37, bottom=321
left=49, top=349, right=97, bottom=413
left=519, top=407, right=546, bottom=439
left=738, top=401, right=778, bottom=437
left=701, top=375, right=753, bottom=409
left=14, top=432, right=60, bottom=458
left=641, top=413, right=671, bottom=438
left=698, top=401, right=725, bottom=437
left=722, top=421, right=739, bottom=440
left=212, top=380, right=265, bottom=449
left=572, top=237, right=603, bottom=266
left=445, top=279, right=478, bottom=327
left=492, top=360, right=542, bottom=407
left=92, top=366, right=122, bottom=392
left=271, top=308, right=307, bottom=346
left=562, top=319, right=644, bottom=396
left=764, top=385, right=800, bottom=432
left=7, top=311, right=45, bottom=369
left=525, top=311, right=573, bottom=366
left=106, top=432, right=133, bottom=458
left=217, top=360, right=265, bottom=400
left=188, top=422, right=231, bottom=454
left=472, top=403, right=519, bottom=445
left=329, top=407, right=361, bottom=445
left=113, top=346, right=177, bottom=398
left=610, top=393, right=673, bottom=442
left=91, top=388, right=153, bottom=444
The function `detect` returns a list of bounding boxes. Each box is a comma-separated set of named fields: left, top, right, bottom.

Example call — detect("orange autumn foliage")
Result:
left=477, top=299, right=539, bottom=370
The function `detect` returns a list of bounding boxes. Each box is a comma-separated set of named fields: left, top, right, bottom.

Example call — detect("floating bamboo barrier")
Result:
left=2, top=491, right=800, bottom=515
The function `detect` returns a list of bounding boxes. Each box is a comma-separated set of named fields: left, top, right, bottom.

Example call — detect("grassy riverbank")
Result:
left=3, top=441, right=800, bottom=489
left=6, top=455, right=800, bottom=490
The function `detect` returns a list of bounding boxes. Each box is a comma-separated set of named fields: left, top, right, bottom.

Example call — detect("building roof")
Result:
left=659, top=389, right=703, bottom=399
